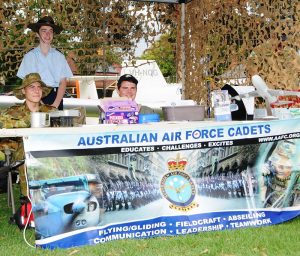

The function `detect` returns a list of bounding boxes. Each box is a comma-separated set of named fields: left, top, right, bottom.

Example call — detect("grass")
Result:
left=0, top=185, right=299, bottom=256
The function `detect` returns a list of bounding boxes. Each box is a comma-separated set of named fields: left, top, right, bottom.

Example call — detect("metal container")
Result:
left=50, top=110, right=81, bottom=127
left=162, top=105, right=205, bottom=121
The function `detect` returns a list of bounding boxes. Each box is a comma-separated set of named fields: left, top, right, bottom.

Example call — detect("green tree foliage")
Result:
left=140, top=30, right=176, bottom=82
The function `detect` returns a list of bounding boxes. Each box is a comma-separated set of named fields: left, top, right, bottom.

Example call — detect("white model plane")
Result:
left=230, top=74, right=300, bottom=117
left=232, top=75, right=300, bottom=106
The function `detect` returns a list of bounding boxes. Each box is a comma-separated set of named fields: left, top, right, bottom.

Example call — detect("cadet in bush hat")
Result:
left=27, top=16, right=63, bottom=34
left=18, top=16, right=72, bottom=110
left=14, top=73, right=51, bottom=100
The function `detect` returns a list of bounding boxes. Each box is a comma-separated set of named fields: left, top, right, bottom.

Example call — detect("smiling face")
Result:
left=274, top=158, right=292, bottom=179
left=22, top=81, right=43, bottom=103
left=117, top=81, right=137, bottom=100
left=38, top=25, right=54, bottom=45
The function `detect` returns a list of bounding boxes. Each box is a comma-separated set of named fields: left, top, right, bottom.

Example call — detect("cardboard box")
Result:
left=99, top=98, right=139, bottom=124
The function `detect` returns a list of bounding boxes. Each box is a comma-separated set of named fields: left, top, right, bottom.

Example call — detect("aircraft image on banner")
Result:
left=231, top=75, right=300, bottom=107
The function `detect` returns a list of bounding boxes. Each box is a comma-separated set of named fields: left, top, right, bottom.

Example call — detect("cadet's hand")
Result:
left=51, top=102, right=59, bottom=108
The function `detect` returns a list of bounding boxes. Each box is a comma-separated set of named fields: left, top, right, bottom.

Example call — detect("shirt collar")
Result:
left=37, top=45, right=55, bottom=53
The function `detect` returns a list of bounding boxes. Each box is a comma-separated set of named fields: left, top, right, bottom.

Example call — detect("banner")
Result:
left=23, top=119, right=300, bottom=249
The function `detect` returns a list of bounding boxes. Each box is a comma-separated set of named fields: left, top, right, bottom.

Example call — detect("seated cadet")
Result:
left=0, top=73, right=56, bottom=196
left=116, top=74, right=155, bottom=114
left=0, top=73, right=56, bottom=128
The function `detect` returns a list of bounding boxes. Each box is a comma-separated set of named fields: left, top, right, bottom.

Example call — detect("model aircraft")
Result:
left=231, top=75, right=300, bottom=107
left=68, top=75, right=119, bottom=100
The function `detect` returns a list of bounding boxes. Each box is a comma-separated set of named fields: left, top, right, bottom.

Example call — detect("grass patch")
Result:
left=0, top=184, right=299, bottom=256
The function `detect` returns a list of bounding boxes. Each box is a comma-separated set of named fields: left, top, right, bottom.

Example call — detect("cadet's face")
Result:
left=118, top=81, right=137, bottom=100
left=38, top=26, right=54, bottom=45
left=23, top=82, right=43, bottom=103
left=275, top=162, right=292, bottom=179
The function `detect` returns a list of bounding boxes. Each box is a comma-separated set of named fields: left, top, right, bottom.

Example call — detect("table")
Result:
left=1, top=118, right=300, bottom=249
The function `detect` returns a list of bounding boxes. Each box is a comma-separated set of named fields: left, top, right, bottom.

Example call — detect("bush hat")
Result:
left=28, top=16, right=63, bottom=34
left=117, top=74, right=138, bottom=89
left=14, top=73, right=51, bottom=100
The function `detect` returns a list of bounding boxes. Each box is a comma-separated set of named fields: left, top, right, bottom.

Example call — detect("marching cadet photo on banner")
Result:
left=23, top=119, right=300, bottom=249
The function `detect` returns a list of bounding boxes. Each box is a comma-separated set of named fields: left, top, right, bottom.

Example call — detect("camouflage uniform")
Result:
left=262, top=140, right=300, bottom=208
left=263, top=161, right=300, bottom=208
left=0, top=103, right=55, bottom=128
left=0, top=103, right=56, bottom=195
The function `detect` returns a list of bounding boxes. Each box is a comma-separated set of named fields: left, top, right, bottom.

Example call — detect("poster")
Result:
left=23, top=119, right=300, bottom=249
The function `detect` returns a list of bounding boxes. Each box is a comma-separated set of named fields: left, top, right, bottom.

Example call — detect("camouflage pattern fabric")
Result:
left=0, top=102, right=56, bottom=128
left=245, top=39, right=300, bottom=90
left=0, top=102, right=56, bottom=195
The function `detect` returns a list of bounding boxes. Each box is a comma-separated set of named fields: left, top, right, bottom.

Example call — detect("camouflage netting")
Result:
left=182, top=0, right=300, bottom=105
left=0, top=0, right=299, bottom=105
left=0, top=0, right=177, bottom=84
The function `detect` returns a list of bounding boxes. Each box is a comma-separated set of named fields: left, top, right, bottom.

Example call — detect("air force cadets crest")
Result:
left=160, top=153, right=198, bottom=211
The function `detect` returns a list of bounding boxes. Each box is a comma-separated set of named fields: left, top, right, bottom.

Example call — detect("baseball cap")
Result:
left=117, top=74, right=138, bottom=88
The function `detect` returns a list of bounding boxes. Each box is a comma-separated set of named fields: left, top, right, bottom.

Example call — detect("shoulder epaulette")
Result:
left=10, top=104, right=23, bottom=109
left=25, top=48, right=35, bottom=54
left=55, top=48, right=65, bottom=55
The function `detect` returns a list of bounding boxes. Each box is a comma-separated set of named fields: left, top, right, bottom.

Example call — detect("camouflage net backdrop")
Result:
left=182, top=0, right=300, bottom=105
left=0, top=0, right=177, bottom=83
left=0, top=0, right=299, bottom=106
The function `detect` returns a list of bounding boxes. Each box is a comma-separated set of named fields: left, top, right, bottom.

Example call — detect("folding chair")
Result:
left=0, top=149, right=24, bottom=215
left=0, top=138, right=25, bottom=223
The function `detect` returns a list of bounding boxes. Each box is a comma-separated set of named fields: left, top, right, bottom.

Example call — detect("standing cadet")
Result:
left=17, top=16, right=73, bottom=110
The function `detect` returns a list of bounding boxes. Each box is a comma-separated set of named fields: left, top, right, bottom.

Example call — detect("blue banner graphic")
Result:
left=23, top=119, right=300, bottom=249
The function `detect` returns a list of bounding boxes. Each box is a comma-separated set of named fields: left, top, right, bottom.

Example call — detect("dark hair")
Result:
left=117, top=74, right=138, bottom=89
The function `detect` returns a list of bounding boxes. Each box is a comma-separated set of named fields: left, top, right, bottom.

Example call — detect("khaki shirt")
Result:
left=0, top=102, right=56, bottom=128
left=0, top=102, right=56, bottom=195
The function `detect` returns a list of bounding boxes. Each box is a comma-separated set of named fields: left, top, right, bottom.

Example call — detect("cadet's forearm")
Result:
left=53, top=79, right=67, bottom=108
